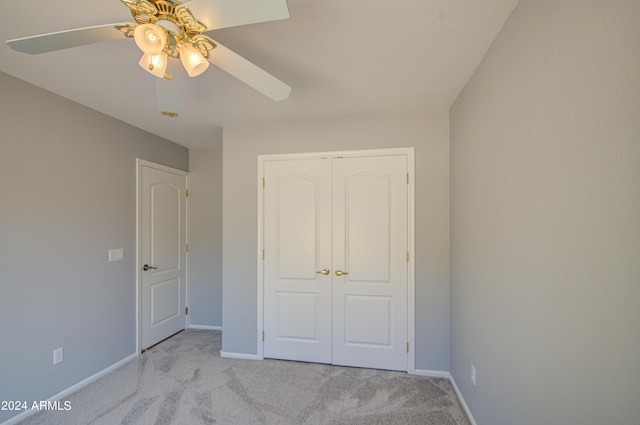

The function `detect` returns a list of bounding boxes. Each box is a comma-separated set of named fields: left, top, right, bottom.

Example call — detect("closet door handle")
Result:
left=143, top=264, right=158, bottom=271
left=315, top=268, right=330, bottom=275
left=335, top=269, right=349, bottom=276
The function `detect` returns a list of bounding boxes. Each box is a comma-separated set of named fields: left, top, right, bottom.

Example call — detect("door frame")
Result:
left=257, top=148, right=415, bottom=372
left=135, top=158, right=189, bottom=354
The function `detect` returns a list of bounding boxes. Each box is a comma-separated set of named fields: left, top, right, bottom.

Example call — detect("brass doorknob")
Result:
left=315, top=268, right=330, bottom=275
left=335, top=269, right=349, bottom=276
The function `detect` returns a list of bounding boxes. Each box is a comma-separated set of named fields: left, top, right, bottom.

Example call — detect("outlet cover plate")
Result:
left=471, top=364, right=477, bottom=386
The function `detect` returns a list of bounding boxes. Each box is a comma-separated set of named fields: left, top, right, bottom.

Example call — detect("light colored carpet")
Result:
left=21, top=330, right=471, bottom=424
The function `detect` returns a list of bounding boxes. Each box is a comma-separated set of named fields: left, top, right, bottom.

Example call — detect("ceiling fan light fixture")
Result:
left=133, top=23, right=167, bottom=55
left=178, top=42, right=209, bottom=77
left=138, top=52, right=168, bottom=78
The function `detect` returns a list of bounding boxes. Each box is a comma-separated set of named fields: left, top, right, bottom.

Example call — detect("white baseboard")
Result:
left=448, top=374, right=478, bottom=425
left=188, top=324, right=222, bottom=331
left=220, top=351, right=259, bottom=360
left=413, top=368, right=452, bottom=379
left=411, top=369, right=477, bottom=425
left=0, top=352, right=138, bottom=425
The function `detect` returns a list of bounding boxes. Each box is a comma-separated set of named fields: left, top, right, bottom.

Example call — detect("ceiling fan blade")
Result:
left=6, top=23, right=131, bottom=54
left=208, top=41, right=291, bottom=101
left=180, top=0, right=289, bottom=31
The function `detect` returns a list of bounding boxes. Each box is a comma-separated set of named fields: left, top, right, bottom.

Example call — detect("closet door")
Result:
left=263, top=158, right=332, bottom=363
left=262, top=152, right=409, bottom=371
left=331, top=155, right=408, bottom=371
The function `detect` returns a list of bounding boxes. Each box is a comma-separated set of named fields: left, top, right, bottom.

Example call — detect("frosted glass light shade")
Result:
left=138, top=52, right=168, bottom=78
left=134, top=24, right=167, bottom=55
left=178, top=43, right=209, bottom=77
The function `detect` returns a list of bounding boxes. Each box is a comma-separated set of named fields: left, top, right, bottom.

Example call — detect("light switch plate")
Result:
left=53, top=347, right=63, bottom=365
left=108, top=248, right=124, bottom=262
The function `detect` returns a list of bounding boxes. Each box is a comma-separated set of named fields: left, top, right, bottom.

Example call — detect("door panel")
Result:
left=276, top=177, right=319, bottom=279
left=151, top=182, right=181, bottom=272
left=344, top=295, right=392, bottom=346
left=150, top=278, right=181, bottom=326
left=263, top=158, right=332, bottom=363
left=276, top=292, right=320, bottom=340
left=140, top=163, right=187, bottom=350
left=343, top=173, right=392, bottom=283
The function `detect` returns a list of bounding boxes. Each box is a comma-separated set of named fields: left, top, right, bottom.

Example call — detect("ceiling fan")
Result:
left=6, top=0, right=291, bottom=102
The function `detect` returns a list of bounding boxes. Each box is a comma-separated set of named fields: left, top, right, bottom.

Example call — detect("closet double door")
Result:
left=262, top=152, right=409, bottom=371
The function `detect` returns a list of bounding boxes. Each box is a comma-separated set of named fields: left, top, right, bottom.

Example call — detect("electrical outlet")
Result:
left=53, top=347, right=64, bottom=365
left=471, top=364, right=477, bottom=387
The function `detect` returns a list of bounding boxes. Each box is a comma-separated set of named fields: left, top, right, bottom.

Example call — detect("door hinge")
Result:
left=185, top=189, right=189, bottom=197
left=185, top=244, right=189, bottom=253
left=406, top=172, right=409, bottom=184
left=406, top=251, right=410, bottom=263
left=262, top=249, right=265, bottom=260
left=185, top=307, right=189, bottom=315
left=406, top=342, right=409, bottom=353
left=262, top=331, right=265, bottom=341
left=262, top=177, right=265, bottom=188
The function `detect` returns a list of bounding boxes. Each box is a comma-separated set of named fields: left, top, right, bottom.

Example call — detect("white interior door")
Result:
left=262, top=152, right=409, bottom=371
left=331, top=155, right=408, bottom=370
left=139, top=161, right=187, bottom=350
left=263, top=158, right=332, bottom=363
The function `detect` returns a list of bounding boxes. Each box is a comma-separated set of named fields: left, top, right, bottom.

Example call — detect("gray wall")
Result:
left=188, top=144, right=223, bottom=327
left=0, top=71, right=188, bottom=423
left=222, top=111, right=450, bottom=371
left=450, top=1, right=640, bottom=424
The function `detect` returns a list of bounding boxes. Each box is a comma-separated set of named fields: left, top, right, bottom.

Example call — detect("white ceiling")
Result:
left=0, top=0, right=519, bottom=148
